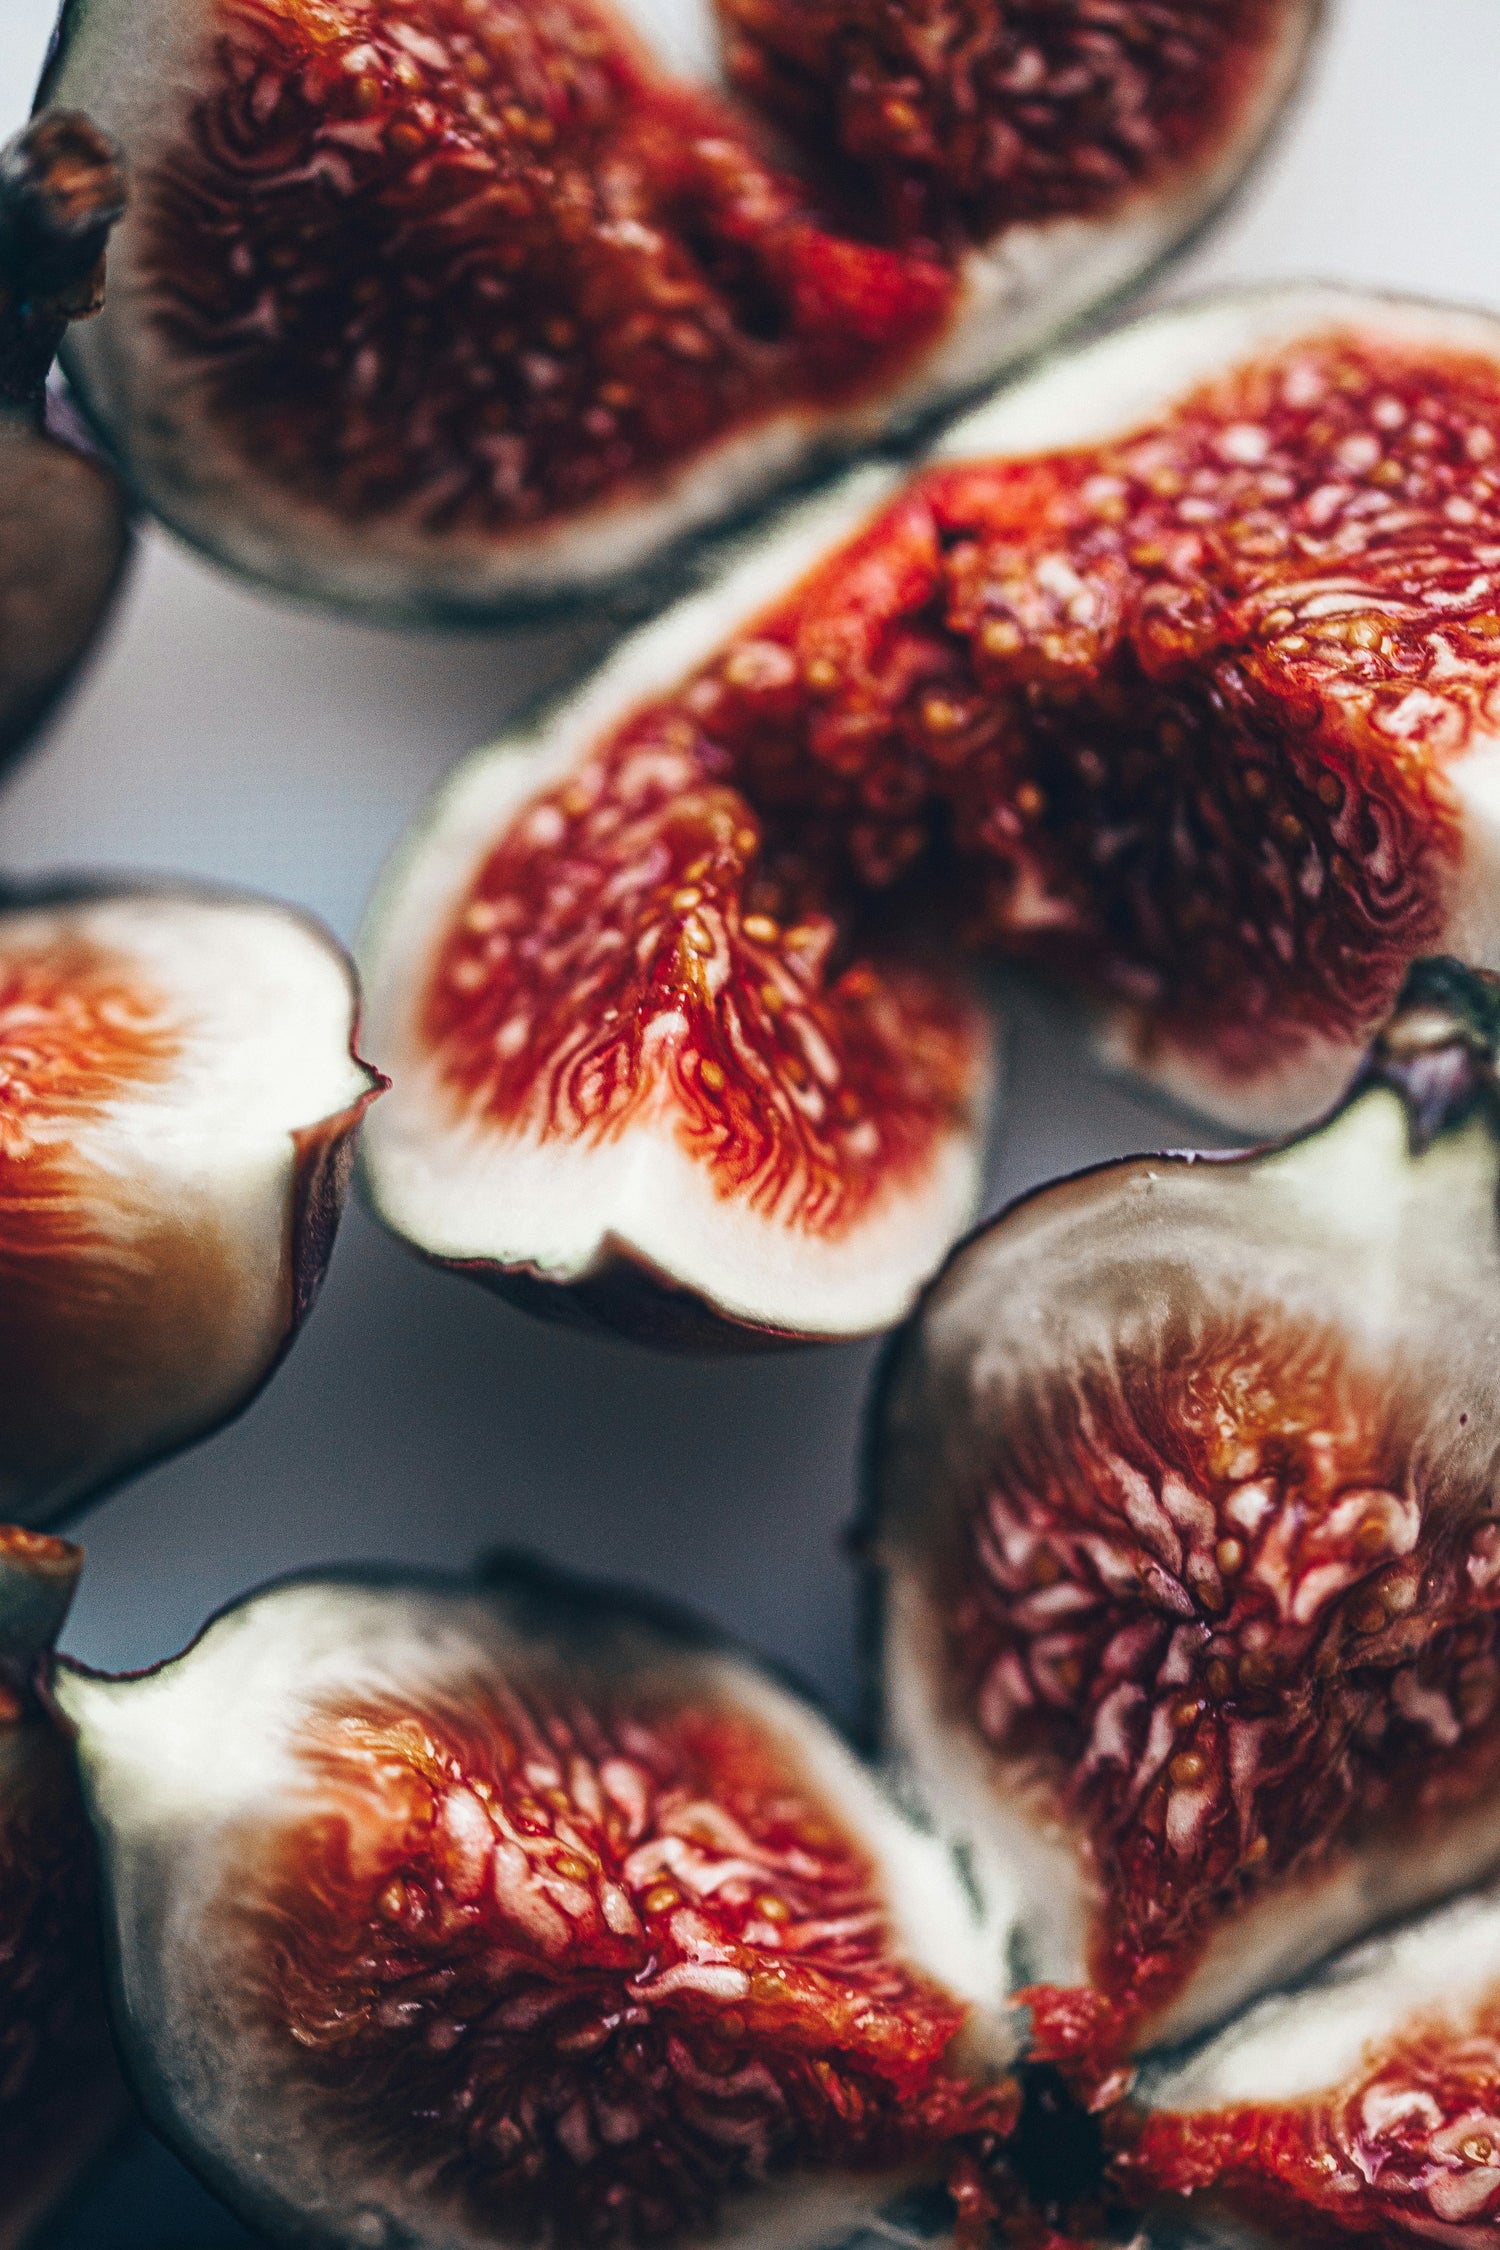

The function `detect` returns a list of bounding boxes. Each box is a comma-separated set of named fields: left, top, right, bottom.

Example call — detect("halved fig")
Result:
left=868, top=957, right=1500, bottom=2059
left=55, top=1554, right=1019, bottom=2250
left=361, top=287, right=1500, bottom=1347
left=0, top=878, right=381, bottom=1524
left=0, top=112, right=131, bottom=766
left=0, top=1527, right=131, bottom=2250
left=34, top=0, right=1317, bottom=618
left=1120, top=1873, right=1500, bottom=2248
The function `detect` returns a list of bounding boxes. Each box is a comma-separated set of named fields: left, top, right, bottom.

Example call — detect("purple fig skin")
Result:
left=0, top=110, right=131, bottom=769
left=0, top=1528, right=132, bottom=2250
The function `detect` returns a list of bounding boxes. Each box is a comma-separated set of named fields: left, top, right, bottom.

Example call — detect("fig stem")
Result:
left=1365, top=957, right=1500, bottom=1151
left=0, top=1527, right=82, bottom=1672
left=0, top=113, right=125, bottom=413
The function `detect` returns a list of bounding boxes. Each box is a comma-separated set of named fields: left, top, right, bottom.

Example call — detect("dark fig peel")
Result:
left=361, top=287, right=1500, bottom=1348
left=35, top=0, right=1318, bottom=620
left=0, top=112, right=130, bottom=767
left=0, top=878, right=382, bottom=1525
left=0, top=1527, right=131, bottom=2250
left=57, top=1557, right=1017, bottom=2250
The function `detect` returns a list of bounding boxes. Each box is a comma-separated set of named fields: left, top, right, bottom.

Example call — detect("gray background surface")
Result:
left=1, top=1, right=1498, bottom=2238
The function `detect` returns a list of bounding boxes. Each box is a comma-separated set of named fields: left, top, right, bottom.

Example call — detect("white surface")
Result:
left=0, top=3, right=1497, bottom=2237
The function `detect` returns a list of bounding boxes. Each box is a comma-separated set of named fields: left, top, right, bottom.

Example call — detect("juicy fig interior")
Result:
left=364, top=294, right=1500, bottom=1346
left=0, top=885, right=380, bottom=1523
left=59, top=1568, right=1012, bottom=2250
left=41, top=0, right=1315, bottom=608
left=870, top=966, right=1500, bottom=2056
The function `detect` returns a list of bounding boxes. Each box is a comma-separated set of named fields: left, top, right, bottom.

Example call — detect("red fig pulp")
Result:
left=0, top=879, right=381, bottom=1523
left=36, top=0, right=1316, bottom=615
left=0, top=1527, right=129, bottom=2250
left=870, top=958, right=1500, bottom=2055
left=362, top=288, right=1500, bottom=1346
left=56, top=1560, right=1015, bottom=2250
left=0, top=112, right=130, bottom=766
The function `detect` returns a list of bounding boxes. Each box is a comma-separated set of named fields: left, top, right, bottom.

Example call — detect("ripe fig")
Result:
left=0, top=878, right=382, bottom=1524
left=55, top=1555, right=1020, bottom=2250
left=33, top=0, right=1318, bottom=618
left=869, top=955, right=1500, bottom=2061
left=1113, top=1872, right=1500, bottom=2246
left=361, top=286, right=1500, bottom=1346
left=0, top=1527, right=131, bottom=2250
left=0, top=111, right=130, bottom=767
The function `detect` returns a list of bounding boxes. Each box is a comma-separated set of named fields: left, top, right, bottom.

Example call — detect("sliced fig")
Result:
left=0, top=112, right=131, bottom=766
left=34, top=0, right=1316, bottom=618
left=56, top=1555, right=1019, bottom=2250
left=0, top=1526, right=131, bottom=2250
left=868, top=958, right=1500, bottom=2058
left=0, top=878, right=381, bottom=1524
left=362, top=286, right=1500, bottom=1347
left=1121, top=1873, right=1500, bottom=2248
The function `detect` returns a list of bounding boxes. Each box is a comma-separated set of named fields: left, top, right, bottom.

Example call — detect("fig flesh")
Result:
left=34, top=0, right=1317, bottom=618
left=0, top=879, right=381, bottom=1524
left=361, top=287, right=1500, bottom=1347
left=0, top=1527, right=131, bottom=2250
left=1122, top=1874, right=1500, bottom=2248
left=0, top=112, right=131, bottom=767
left=869, top=956, right=1500, bottom=2061
left=56, top=1556, right=1018, bottom=2250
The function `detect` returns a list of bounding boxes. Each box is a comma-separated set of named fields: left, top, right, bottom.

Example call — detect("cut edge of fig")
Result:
left=36, top=0, right=1322, bottom=622
left=865, top=958, right=1500, bottom=2060
left=56, top=1553, right=1016, bottom=2250
left=0, top=871, right=384, bottom=1525
left=359, top=466, right=997, bottom=1348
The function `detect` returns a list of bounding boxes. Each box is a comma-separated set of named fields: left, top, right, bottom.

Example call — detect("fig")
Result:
left=0, top=1526, right=131, bottom=2250
left=33, top=0, right=1318, bottom=618
left=0, top=111, right=131, bottom=766
left=869, top=955, right=1500, bottom=2062
left=55, top=1554, right=1021, bottom=2250
left=361, top=286, right=1500, bottom=1346
left=0, top=878, right=382, bottom=1524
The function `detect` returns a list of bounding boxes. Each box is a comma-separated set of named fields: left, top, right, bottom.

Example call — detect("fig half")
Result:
left=34, top=0, right=1317, bottom=618
left=361, top=286, right=1500, bottom=1346
left=0, top=112, right=131, bottom=766
left=56, top=1555, right=1018, bottom=2250
left=0, top=1527, right=131, bottom=2250
left=870, top=956, right=1500, bottom=2060
left=0, top=878, right=382, bottom=1523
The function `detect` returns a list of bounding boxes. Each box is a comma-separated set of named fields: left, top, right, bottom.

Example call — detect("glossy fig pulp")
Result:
left=0, top=112, right=130, bottom=767
left=37, top=0, right=1316, bottom=613
left=362, top=287, right=1500, bottom=1345
left=0, top=880, right=381, bottom=1524
left=55, top=973, right=1500, bottom=2250
left=0, top=1528, right=130, bottom=2250
left=58, top=1562, right=1017, bottom=2250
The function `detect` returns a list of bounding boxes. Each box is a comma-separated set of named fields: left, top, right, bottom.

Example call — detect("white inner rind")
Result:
left=59, top=1572, right=1013, bottom=2250
left=45, top=0, right=1317, bottom=615
left=0, top=886, right=374, bottom=1522
left=1139, top=1873, right=1500, bottom=2113
left=360, top=468, right=995, bottom=1341
left=875, top=1089, right=1500, bottom=2053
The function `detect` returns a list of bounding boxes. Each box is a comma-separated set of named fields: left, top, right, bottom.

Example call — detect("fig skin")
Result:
left=0, top=112, right=131, bottom=769
left=54, top=1552, right=1018, bottom=2250
left=0, top=874, right=384, bottom=1527
left=33, top=0, right=1320, bottom=621
left=360, top=285, right=1500, bottom=1353
left=865, top=956, right=1500, bottom=2064
left=0, top=1527, right=132, bottom=2250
